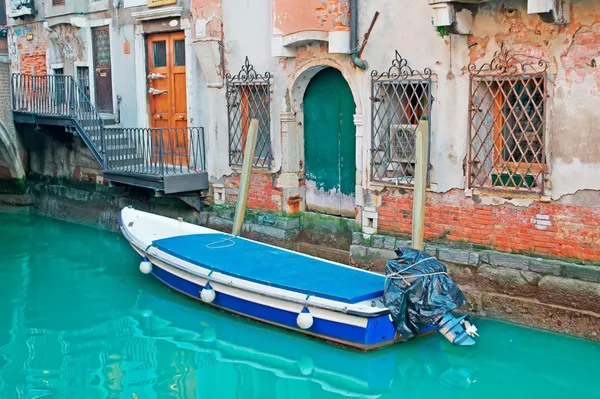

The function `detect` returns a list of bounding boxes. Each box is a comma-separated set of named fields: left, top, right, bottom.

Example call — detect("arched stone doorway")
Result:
left=280, top=59, right=363, bottom=218
left=303, top=67, right=356, bottom=217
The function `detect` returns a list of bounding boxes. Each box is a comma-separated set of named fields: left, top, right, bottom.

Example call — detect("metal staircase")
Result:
left=11, top=74, right=208, bottom=194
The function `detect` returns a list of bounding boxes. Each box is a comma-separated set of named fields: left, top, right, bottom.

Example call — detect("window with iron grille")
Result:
left=52, top=0, right=65, bottom=6
left=226, top=57, right=272, bottom=168
left=370, top=51, right=432, bottom=185
left=467, top=43, right=548, bottom=193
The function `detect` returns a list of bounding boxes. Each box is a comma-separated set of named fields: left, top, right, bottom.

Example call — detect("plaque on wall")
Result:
left=147, top=0, right=176, bottom=8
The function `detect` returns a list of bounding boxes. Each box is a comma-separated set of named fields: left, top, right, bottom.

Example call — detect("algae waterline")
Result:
left=0, top=212, right=598, bottom=398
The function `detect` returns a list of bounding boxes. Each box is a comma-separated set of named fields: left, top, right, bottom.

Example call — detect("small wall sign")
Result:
left=123, top=40, right=130, bottom=54
left=147, top=0, right=176, bottom=8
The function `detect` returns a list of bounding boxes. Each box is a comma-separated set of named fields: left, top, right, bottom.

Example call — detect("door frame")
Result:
left=134, top=21, right=195, bottom=130
left=85, top=20, right=116, bottom=115
left=282, top=59, right=365, bottom=221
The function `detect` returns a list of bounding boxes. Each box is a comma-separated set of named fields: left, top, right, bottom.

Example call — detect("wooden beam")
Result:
left=232, top=119, right=259, bottom=237
left=411, top=119, right=429, bottom=250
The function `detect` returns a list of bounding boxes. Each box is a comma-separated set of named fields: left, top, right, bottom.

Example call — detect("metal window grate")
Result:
left=52, top=0, right=65, bottom=5
left=370, top=51, right=432, bottom=185
left=174, top=39, right=185, bottom=67
left=152, top=41, right=167, bottom=68
left=467, top=43, right=548, bottom=193
left=226, top=57, right=272, bottom=168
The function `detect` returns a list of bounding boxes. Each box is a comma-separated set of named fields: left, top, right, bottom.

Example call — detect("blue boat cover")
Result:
left=152, top=233, right=385, bottom=304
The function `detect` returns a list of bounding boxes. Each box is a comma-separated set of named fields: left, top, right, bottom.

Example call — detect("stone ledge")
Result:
left=476, top=291, right=600, bottom=342
left=0, top=194, right=33, bottom=206
left=351, top=234, right=600, bottom=284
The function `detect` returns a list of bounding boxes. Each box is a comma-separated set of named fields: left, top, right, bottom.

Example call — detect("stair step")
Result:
left=105, top=144, right=137, bottom=151
left=100, top=113, right=116, bottom=126
left=108, top=153, right=145, bottom=161
left=107, top=157, right=147, bottom=168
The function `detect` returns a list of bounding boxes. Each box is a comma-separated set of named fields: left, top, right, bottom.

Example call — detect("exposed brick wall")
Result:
left=225, top=172, right=282, bottom=212
left=377, top=189, right=600, bottom=263
left=20, top=52, right=46, bottom=75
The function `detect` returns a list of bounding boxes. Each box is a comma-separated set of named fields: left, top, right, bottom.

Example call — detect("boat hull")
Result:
left=147, top=259, right=405, bottom=351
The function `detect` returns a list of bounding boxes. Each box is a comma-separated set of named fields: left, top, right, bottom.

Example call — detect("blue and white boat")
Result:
left=119, top=207, right=477, bottom=350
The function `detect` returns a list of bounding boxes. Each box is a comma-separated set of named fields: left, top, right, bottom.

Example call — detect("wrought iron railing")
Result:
left=11, top=73, right=106, bottom=163
left=103, top=127, right=206, bottom=176
left=11, top=73, right=206, bottom=179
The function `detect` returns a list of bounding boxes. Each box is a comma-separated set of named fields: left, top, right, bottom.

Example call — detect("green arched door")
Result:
left=303, top=68, right=356, bottom=217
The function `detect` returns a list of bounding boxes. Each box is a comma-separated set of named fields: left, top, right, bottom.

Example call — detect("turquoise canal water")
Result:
left=0, top=212, right=599, bottom=399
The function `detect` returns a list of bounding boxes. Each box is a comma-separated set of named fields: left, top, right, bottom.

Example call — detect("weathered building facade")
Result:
left=3, top=0, right=600, bottom=260
left=2, top=0, right=600, bottom=338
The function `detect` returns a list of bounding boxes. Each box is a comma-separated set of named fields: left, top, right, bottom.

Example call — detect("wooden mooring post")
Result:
left=232, top=119, right=259, bottom=237
left=411, top=119, right=429, bottom=250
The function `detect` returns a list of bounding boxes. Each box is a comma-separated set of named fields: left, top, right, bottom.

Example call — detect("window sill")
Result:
left=368, top=180, right=439, bottom=193
left=466, top=187, right=550, bottom=202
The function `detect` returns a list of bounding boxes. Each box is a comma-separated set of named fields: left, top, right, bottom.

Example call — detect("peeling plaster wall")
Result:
left=8, top=23, right=49, bottom=73
left=273, top=0, right=350, bottom=35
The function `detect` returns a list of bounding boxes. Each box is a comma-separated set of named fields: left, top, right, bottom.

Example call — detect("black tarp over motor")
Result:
left=383, top=248, right=467, bottom=341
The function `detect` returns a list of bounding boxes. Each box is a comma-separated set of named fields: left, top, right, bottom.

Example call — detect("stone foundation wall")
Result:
left=350, top=233, right=600, bottom=341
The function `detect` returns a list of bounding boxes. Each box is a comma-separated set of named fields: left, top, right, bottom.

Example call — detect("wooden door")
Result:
left=147, top=32, right=188, bottom=166
left=92, top=26, right=114, bottom=113
left=304, top=68, right=356, bottom=217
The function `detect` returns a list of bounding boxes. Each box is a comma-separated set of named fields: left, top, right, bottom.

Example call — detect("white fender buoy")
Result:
left=296, top=306, right=313, bottom=330
left=200, top=282, right=216, bottom=303
left=139, top=257, right=152, bottom=274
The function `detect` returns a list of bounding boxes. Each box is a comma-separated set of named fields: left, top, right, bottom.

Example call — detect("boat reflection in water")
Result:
left=134, top=290, right=475, bottom=398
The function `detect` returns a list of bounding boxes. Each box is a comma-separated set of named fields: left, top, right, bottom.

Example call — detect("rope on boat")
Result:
left=205, top=237, right=236, bottom=249
left=144, top=243, right=154, bottom=256
left=384, top=256, right=448, bottom=287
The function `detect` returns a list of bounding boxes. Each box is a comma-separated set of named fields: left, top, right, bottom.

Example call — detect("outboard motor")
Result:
left=383, top=247, right=479, bottom=346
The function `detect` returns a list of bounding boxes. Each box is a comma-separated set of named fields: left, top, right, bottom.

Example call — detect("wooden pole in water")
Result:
left=411, top=119, right=429, bottom=250
left=232, top=119, right=259, bottom=237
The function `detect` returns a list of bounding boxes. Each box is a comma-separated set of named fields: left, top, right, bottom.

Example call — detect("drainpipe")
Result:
left=350, top=0, right=368, bottom=70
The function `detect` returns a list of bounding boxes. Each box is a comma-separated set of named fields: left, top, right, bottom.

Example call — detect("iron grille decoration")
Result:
left=370, top=51, right=432, bottom=185
left=467, top=43, right=548, bottom=193
left=226, top=57, right=272, bottom=168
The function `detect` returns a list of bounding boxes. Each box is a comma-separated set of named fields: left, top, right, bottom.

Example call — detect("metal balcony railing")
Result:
left=10, top=73, right=206, bottom=181
left=103, top=127, right=206, bottom=176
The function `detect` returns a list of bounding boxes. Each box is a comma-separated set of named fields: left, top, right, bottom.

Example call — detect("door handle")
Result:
left=156, top=114, right=163, bottom=119
left=178, top=115, right=185, bottom=120
left=147, top=73, right=167, bottom=79
left=148, top=88, right=167, bottom=95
